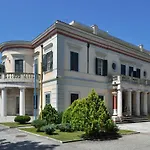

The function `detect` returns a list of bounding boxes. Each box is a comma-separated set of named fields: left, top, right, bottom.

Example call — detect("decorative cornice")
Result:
left=0, top=41, right=32, bottom=52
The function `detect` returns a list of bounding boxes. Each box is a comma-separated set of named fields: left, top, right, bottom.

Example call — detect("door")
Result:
left=16, top=96, right=19, bottom=115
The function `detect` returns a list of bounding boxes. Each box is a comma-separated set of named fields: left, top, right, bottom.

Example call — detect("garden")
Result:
left=1, top=89, right=136, bottom=142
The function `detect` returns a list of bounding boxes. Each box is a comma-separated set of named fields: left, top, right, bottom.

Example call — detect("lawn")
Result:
left=20, top=127, right=137, bottom=142
left=21, top=127, right=83, bottom=142
left=0, top=122, right=31, bottom=128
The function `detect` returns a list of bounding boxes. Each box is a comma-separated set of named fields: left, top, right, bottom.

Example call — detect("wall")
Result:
left=2, top=48, right=34, bottom=73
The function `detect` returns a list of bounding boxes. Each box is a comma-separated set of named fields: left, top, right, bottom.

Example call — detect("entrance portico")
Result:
left=112, top=87, right=149, bottom=122
left=0, top=87, right=34, bottom=117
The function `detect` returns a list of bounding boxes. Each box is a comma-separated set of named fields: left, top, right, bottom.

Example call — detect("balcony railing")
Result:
left=0, top=73, right=40, bottom=83
left=112, top=75, right=150, bottom=86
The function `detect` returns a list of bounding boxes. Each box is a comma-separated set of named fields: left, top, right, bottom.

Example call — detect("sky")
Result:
left=0, top=0, right=150, bottom=51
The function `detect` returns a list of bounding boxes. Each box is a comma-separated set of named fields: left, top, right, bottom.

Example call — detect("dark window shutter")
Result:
left=121, top=64, right=126, bottom=75
left=103, top=60, right=108, bottom=76
left=50, top=51, right=53, bottom=70
left=136, top=68, right=140, bottom=78
left=70, top=52, right=78, bottom=71
left=95, top=58, right=98, bottom=75
left=129, top=66, right=133, bottom=76
left=43, top=54, right=47, bottom=72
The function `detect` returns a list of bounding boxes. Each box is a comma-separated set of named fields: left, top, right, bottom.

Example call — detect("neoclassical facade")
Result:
left=0, top=20, right=150, bottom=122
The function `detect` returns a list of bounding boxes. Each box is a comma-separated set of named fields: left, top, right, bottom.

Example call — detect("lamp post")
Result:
left=40, top=45, right=43, bottom=120
left=34, top=61, right=37, bottom=120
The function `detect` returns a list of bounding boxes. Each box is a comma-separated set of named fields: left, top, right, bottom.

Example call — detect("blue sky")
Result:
left=0, top=0, right=150, bottom=50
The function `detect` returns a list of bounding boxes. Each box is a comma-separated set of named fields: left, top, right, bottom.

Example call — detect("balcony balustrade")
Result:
left=0, top=72, right=40, bottom=83
left=112, top=75, right=150, bottom=86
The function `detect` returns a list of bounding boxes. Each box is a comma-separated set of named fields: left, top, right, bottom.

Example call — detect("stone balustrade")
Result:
left=112, top=75, right=150, bottom=86
left=0, top=73, right=40, bottom=83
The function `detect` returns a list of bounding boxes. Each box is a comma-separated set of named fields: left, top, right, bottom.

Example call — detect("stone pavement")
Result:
left=1, top=124, right=150, bottom=150
left=118, top=122, right=150, bottom=133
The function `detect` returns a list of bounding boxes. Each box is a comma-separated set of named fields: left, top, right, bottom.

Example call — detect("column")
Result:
left=117, top=86, right=122, bottom=117
left=127, top=90, right=132, bottom=116
left=1, top=88, right=7, bottom=116
left=143, top=92, right=148, bottom=116
left=112, top=91, right=117, bottom=116
left=19, top=88, right=25, bottom=116
left=135, top=90, right=140, bottom=116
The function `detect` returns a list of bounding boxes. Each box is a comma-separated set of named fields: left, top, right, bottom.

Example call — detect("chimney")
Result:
left=91, top=24, right=98, bottom=35
left=139, top=44, right=144, bottom=52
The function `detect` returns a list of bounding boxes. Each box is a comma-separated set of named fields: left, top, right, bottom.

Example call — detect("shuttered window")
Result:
left=95, top=58, right=107, bottom=76
left=71, top=93, right=79, bottom=104
left=121, top=64, right=126, bottom=75
left=45, top=93, right=51, bottom=105
left=136, top=68, right=141, bottom=78
left=70, top=51, right=79, bottom=71
left=43, top=51, right=53, bottom=72
left=129, top=66, right=134, bottom=76
left=15, top=59, right=23, bottom=73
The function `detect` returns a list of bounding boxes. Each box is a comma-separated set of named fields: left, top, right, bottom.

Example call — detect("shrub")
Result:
left=31, top=119, right=46, bottom=132
left=62, top=100, right=79, bottom=124
left=56, top=112, right=63, bottom=124
left=43, top=124, right=55, bottom=135
left=58, top=123, right=74, bottom=132
left=39, top=104, right=58, bottom=124
left=63, top=89, right=118, bottom=137
left=14, top=115, right=31, bottom=124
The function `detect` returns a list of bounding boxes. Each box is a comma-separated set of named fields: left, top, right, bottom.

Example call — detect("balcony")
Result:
left=112, top=75, right=150, bottom=86
left=0, top=73, right=40, bottom=84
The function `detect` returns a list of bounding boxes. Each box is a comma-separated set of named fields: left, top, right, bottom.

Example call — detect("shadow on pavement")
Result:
left=0, top=139, right=60, bottom=150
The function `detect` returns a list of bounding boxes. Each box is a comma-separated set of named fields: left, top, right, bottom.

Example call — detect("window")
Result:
left=98, top=95, right=104, bottom=100
left=112, top=63, right=116, bottom=71
left=136, top=68, right=141, bottom=78
left=43, top=51, right=53, bottom=72
left=0, top=64, right=5, bottom=73
left=95, top=58, right=107, bottom=76
left=70, top=51, right=79, bottom=71
left=45, top=93, right=51, bottom=105
left=129, top=66, right=133, bottom=77
left=144, top=71, right=147, bottom=78
left=121, top=64, right=126, bottom=75
left=15, top=59, right=23, bottom=73
left=71, top=93, right=79, bottom=104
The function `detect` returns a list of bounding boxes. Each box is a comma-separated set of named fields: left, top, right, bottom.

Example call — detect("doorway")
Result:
left=16, top=96, right=19, bottom=115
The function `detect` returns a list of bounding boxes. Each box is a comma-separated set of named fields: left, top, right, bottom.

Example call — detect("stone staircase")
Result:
left=121, top=116, right=149, bottom=123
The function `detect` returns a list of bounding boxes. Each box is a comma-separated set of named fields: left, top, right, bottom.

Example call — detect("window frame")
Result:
left=15, top=59, right=24, bottom=73
left=45, top=92, right=51, bottom=105
left=70, top=51, right=79, bottom=72
left=70, top=92, right=79, bottom=104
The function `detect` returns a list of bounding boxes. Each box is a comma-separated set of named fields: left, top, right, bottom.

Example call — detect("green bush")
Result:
left=39, top=104, right=58, bottom=124
left=14, top=115, right=31, bottom=124
left=63, top=89, right=118, bottom=137
left=43, top=124, right=55, bottom=135
left=58, top=123, right=74, bottom=132
left=62, top=100, right=79, bottom=124
left=31, top=119, right=46, bottom=132
left=56, top=112, right=63, bottom=124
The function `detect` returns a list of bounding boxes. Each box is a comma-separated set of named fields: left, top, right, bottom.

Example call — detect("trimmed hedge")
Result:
left=42, top=124, right=55, bottom=135
left=31, top=119, right=46, bottom=132
left=57, top=123, right=74, bottom=132
left=14, top=115, right=31, bottom=124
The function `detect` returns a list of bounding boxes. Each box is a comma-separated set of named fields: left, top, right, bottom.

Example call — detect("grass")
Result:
left=118, top=130, right=136, bottom=135
left=20, top=127, right=137, bottom=142
left=0, top=122, right=31, bottom=128
left=21, top=127, right=83, bottom=141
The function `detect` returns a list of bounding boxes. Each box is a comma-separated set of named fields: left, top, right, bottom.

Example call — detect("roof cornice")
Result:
left=0, top=41, right=32, bottom=52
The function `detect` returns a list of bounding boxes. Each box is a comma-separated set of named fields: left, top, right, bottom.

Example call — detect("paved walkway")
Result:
left=1, top=124, right=150, bottom=150
left=118, top=122, right=150, bottom=133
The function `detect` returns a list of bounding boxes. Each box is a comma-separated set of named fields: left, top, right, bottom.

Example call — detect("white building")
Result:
left=0, top=20, right=150, bottom=122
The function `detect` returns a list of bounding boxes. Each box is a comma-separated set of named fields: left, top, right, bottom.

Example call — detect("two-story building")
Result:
left=0, top=20, right=150, bottom=122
